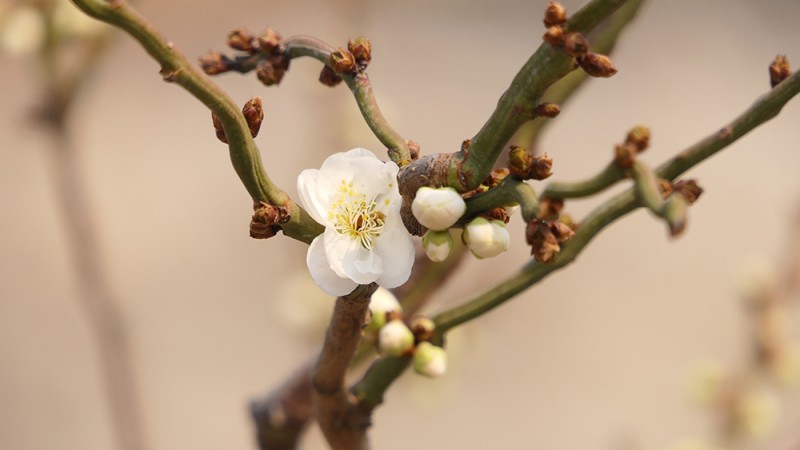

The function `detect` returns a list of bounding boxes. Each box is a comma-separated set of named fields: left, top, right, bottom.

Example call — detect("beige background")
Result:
left=2, top=0, right=800, bottom=449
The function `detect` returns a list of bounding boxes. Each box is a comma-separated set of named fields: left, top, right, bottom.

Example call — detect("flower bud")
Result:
left=367, top=287, right=402, bottom=331
left=318, top=66, right=342, bottom=87
left=577, top=53, right=618, bottom=78
left=199, top=51, right=233, bottom=75
left=508, top=146, right=534, bottom=178
left=464, top=218, right=510, bottom=259
left=625, top=125, right=651, bottom=152
left=564, top=32, right=589, bottom=57
left=379, top=320, right=415, bottom=357
left=671, top=179, right=704, bottom=204
left=406, top=140, right=421, bottom=160
left=538, top=196, right=564, bottom=220
left=410, top=316, right=436, bottom=342
left=422, top=230, right=453, bottom=262
left=211, top=112, right=227, bottom=143
left=614, top=142, right=637, bottom=169
left=533, top=102, right=561, bottom=118
left=526, top=219, right=561, bottom=263
left=330, top=47, right=357, bottom=74
left=543, top=25, right=565, bottom=46
left=256, top=57, right=289, bottom=86
left=242, top=97, right=264, bottom=138
left=543, top=2, right=567, bottom=28
left=413, top=342, right=447, bottom=378
left=258, top=28, right=283, bottom=54
left=530, top=153, right=554, bottom=180
left=664, top=193, right=688, bottom=237
left=412, top=187, right=466, bottom=231
left=347, top=36, right=372, bottom=66
left=227, top=28, right=257, bottom=53
left=769, top=54, right=791, bottom=88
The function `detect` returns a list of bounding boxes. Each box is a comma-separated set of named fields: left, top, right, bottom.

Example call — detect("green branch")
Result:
left=463, top=177, right=540, bottom=222
left=358, top=66, right=800, bottom=405
left=542, top=162, right=625, bottom=198
left=68, top=0, right=323, bottom=244
left=283, top=36, right=412, bottom=166
left=443, top=0, right=630, bottom=191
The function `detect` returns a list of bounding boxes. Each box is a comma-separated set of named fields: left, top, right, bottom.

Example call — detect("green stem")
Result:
left=445, top=0, right=630, bottom=191
left=350, top=356, right=411, bottom=410
left=359, top=64, right=800, bottom=401
left=516, top=0, right=646, bottom=147
left=542, top=162, right=625, bottom=198
left=284, top=36, right=412, bottom=166
left=630, top=160, right=664, bottom=214
left=68, top=0, right=322, bottom=244
left=464, top=177, right=540, bottom=222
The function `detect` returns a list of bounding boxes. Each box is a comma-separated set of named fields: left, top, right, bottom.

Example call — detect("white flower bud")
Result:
left=413, top=342, right=447, bottom=378
left=378, top=320, right=414, bottom=357
left=367, top=287, right=401, bottom=331
left=422, top=230, right=453, bottom=262
left=411, top=187, right=466, bottom=231
left=463, top=217, right=510, bottom=259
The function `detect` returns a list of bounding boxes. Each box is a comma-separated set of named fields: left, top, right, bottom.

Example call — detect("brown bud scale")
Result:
left=543, top=2, right=567, bottom=28
left=319, top=66, right=343, bottom=87
left=769, top=55, right=791, bottom=88
left=564, top=32, right=589, bottom=57
left=577, top=53, right=618, bottom=78
left=242, top=97, right=264, bottom=138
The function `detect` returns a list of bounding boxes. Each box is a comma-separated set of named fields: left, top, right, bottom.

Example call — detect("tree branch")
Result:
left=312, top=284, right=377, bottom=450
left=68, top=0, right=323, bottom=244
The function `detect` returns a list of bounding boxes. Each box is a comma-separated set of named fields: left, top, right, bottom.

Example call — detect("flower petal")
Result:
left=374, top=221, right=415, bottom=288
left=297, top=168, right=328, bottom=225
left=306, top=235, right=358, bottom=296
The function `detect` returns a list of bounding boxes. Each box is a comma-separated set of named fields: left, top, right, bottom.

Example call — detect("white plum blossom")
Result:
left=463, top=217, right=510, bottom=259
left=298, top=148, right=415, bottom=296
left=411, top=187, right=466, bottom=231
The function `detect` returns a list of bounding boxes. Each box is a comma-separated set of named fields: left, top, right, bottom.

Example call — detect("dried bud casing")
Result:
left=543, top=2, right=567, bottom=28
left=211, top=112, right=227, bottom=143
left=199, top=51, right=232, bottom=75
left=318, top=66, right=342, bottom=87
left=410, top=316, right=436, bottom=342
left=530, top=153, right=554, bottom=180
left=564, top=32, right=589, bottom=57
left=258, top=28, right=282, bottom=53
left=533, top=102, right=561, bottom=118
left=250, top=202, right=284, bottom=239
left=625, top=125, right=651, bottom=152
left=672, top=179, right=704, bottom=204
left=330, top=47, right=357, bottom=74
left=256, top=58, right=289, bottom=86
left=526, top=219, right=561, bottom=263
left=549, top=220, right=575, bottom=242
left=508, top=145, right=534, bottom=178
left=242, top=97, right=264, bottom=138
left=614, top=143, right=637, bottom=169
left=227, top=28, right=256, bottom=53
left=577, top=53, right=618, bottom=78
left=348, top=36, right=372, bottom=66
left=769, top=55, right=791, bottom=88
left=543, top=26, right=565, bottom=46
left=538, top=196, right=564, bottom=220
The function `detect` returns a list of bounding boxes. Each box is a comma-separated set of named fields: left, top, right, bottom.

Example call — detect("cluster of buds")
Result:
left=525, top=218, right=575, bottom=263
left=249, top=201, right=289, bottom=239
left=412, top=187, right=467, bottom=262
left=769, top=54, right=791, bottom=88
left=320, top=36, right=372, bottom=86
left=663, top=179, right=704, bottom=204
left=541, top=2, right=617, bottom=78
left=199, top=27, right=290, bottom=86
left=368, top=291, right=447, bottom=377
left=508, top=146, right=553, bottom=180
left=613, top=125, right=651, bottom=168
left=211, top=96, right=264, bottom=143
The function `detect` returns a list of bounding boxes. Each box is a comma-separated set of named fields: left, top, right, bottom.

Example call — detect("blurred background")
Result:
left=1, top=0, right=800, bottom=449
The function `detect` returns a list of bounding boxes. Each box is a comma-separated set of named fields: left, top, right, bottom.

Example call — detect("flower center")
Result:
left=329, top=180, right=386, bottom=249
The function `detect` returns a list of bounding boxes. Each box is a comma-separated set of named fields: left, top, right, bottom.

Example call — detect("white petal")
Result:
left=322, top=228, right=361, bottom=278
left=374, top=222, right=415, bottom=288
left=306, top=235, right=358, bottom=296
left=342, top=246, right=383, bottom=285
left=296, top=169, right=328, bottom=225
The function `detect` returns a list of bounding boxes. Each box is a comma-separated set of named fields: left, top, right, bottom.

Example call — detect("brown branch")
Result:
left=312, top=284, right=377, bottom=450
